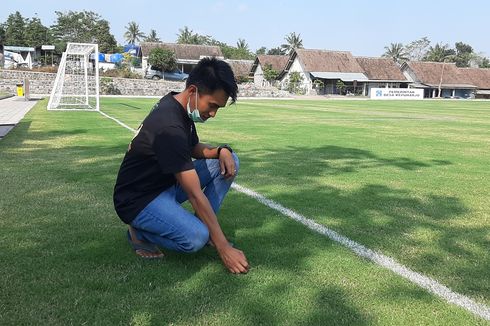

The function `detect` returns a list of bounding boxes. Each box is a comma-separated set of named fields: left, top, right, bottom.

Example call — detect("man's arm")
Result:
left=192, top=143, right=236, bottom=179
left=175, top=169, right=248, bottom=274
left=191, top=143, right=218, bottom=159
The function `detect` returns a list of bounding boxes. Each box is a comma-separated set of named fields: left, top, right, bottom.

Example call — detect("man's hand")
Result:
left=216, top=244, right=249, bottom=274
left=218, top=148, right=236, bottom=179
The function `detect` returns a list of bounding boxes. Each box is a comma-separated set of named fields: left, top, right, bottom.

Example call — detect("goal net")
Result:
left=47, top=43, right=100, bottom=111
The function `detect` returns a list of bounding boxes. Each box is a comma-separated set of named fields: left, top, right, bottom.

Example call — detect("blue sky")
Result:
left=2, top=0, right=489, bottom=57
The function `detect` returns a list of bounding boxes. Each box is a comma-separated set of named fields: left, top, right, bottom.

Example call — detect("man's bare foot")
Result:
left=128, top=226, right=164, bottom=259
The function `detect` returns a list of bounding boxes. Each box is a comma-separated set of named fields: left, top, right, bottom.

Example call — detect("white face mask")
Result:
left=186, top=90, right=205, bottom=123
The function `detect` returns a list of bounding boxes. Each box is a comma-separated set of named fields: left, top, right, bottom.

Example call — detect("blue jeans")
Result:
left=130, top=153, right=239, bottom=253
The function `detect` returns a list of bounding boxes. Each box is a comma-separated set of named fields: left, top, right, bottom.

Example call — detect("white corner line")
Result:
left=98, top=110, right=135, bottom=132
left=231, top=183, right=490, bottom=321
left=98, top=109, right=490, bottom=321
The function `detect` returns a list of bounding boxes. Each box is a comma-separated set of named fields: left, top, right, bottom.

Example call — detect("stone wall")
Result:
left=0, top=70, right=57, bottom=94
left=0, top=69, right=289, bottom=98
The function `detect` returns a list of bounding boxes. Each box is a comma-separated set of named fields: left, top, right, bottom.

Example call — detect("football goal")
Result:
left=47, top=43, right=99, bottom=111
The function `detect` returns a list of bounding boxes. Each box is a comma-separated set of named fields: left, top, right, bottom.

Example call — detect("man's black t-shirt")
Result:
left=113, top=92, right=199, bottom=224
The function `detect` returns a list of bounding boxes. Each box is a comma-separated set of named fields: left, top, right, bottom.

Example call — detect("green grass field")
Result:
left=1, top=97, right=489, bottom=325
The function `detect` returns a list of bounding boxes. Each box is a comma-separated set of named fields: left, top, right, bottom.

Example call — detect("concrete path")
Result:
left=0, top=96, right=38, bottom=139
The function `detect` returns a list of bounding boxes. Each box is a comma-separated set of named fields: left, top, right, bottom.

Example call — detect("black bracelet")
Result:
left=217, top=144, right=233, bottom=157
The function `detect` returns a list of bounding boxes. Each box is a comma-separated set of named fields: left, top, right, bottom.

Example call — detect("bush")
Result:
left=100, top=77, right=121, bottom=95
left=100, top=68, right=141, bottom=79
left=235, top=75, right=250, bottom=84
left=12, top=66, right=59, bottom=73
left=287, top=72, right=306, bottom=95
left=336, top=80, right=346, bottom=95
left=263, top=64, right=279, bottom=83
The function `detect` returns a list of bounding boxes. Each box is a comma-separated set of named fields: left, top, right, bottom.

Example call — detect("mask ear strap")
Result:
left=195, top=88, right=198, bottom=110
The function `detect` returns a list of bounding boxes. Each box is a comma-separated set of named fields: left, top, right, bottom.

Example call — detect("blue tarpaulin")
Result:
left=123, top=44, right=141, bottom=56
left=90, top=53, right=107, bottom=62
left=110, top=53, right=124, bottom=63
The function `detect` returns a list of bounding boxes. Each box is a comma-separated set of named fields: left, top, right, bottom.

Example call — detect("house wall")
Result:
left=142, top=56, right=196, bottom=75
left=475, top=91, right=490, bottom=99
left=280, top=57, right=312, bottom=94
left=254, top=64, right=264, bottom=86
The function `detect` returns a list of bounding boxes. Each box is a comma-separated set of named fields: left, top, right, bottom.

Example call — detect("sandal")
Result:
left=127, top=230, right=164, bottom=259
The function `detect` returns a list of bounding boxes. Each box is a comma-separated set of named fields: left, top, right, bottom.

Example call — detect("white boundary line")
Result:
left=230, top=184, right=490, bottom=321
left=98, top=111, right=135, bottom=132
left=99, top=110, right=490, bottom=321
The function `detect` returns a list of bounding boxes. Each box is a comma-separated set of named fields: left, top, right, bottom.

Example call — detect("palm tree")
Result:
left=267, top=47, right=285, bottom=55
left=144, top=29, right=160, bottom=42
left=423, top=43, right=455, bottom=62
left=382, top=43, right=409, bottom=63
left=176, top=26, right=197, bottom=44
left=124, top=21, right=145, bottom=44
left=281, top=32, right=303, bottom=54
left=236, top=38, right=249, bottom=51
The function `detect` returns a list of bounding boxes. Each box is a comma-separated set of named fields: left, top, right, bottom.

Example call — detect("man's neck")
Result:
left=173, top=91, right=189, bottom=112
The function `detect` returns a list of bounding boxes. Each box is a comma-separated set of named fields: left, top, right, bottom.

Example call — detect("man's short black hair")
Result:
left=186, top=57, right=238, bottom=103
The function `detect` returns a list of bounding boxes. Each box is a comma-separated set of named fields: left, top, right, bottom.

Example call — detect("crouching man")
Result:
left=113, top=58, right=249, bottom=274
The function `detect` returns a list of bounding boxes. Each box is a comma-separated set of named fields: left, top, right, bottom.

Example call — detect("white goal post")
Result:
left=47, top=43, right=100, bottom=111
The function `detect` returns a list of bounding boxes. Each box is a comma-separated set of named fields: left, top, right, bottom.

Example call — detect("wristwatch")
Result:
left=217, top=144, right=233, bottom=157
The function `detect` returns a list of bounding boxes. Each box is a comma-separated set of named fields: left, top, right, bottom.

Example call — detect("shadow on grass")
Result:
left=115, top=102, right=147, bottom=110
left=236, top=145, right=489, bottom=304
left=240, top=145, right=439, bottom=178
left=0, top=118, right=487, bottom=324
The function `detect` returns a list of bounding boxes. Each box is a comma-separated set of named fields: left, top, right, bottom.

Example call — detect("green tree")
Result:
left=263, top=64, right=279, bottom=83
left=423, top=43, right=455, bottom=62
left=287, top=71, right=304, bottom=94
left=220, top=44, right=254, bottom=60
left=267, top=47, right=284, bottom=55
left=256, top=46, right=267, bottom=55
left=281, top=32, right=303, bottom=54
left=176, top=26, right=200, bottom=44
left=4, top=11, right=27, bottom=46
left=218, top=38, right=253, bottom=60
left=148, top=47, right=177, bottom=72
left=0, top=25, right=5, bottom=44
left=479, top=57, right=490, bottom=68
left=24, top=17, right=51, bottom=47
left=52, top=11, right=97, bottom=43
left=453, top=42, right=474, bottom=67
left=124, top=21, right=145, bottom=44
left=94, top=20, right=117, bottom=53
left=236, top=38, right=249, bottom=51
left=336, top=80, right=346, bottom=95
left=382, top=43, right=408, bottom=63
left=175, top=26, right=254, bottom=59
left=404, top=37, right=430, bottom=61
left=51, top=11, right=117, bottom=54
left=144, top=29, right=160, bottom=42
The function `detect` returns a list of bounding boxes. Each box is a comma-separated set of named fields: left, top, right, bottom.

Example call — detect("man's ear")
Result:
left=188, top=84, right=197, bottom=95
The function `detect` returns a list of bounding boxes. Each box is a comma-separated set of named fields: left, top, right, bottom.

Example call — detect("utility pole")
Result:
left=438, top=60, right=446, bottom=98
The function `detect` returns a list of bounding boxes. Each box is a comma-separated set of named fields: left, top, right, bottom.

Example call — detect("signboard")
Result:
left=371, top=88, right=424, bottom=100
left=41, top=45, right=55, bottom=50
